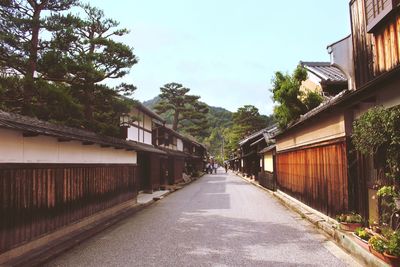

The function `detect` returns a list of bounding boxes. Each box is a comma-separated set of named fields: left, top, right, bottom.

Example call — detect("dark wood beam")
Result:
left=58, top=138, right=71, bottom=142
left=82, top=141, right=95, bottom=145
left=22, top=132, right=39, bottom=137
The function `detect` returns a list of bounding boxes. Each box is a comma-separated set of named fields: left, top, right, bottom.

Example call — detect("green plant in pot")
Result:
left=336, top=212, right=363, bottom=231
left=368, top=235, right=388, bottom=263
left=354, top=227, right=371, bottom=242
left=384, top=231, right=400, bottom=266
left=352, top=106, right=400, bottom=225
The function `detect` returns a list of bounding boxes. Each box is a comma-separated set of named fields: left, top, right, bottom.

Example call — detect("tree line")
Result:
left=0, top=0, right=137, bottom=136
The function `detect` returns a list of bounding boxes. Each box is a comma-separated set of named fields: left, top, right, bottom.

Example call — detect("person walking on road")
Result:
left=224, top=163, right=228, bottom=173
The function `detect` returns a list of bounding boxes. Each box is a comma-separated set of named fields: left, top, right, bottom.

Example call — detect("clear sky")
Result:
left=88, top=0, right=351, bottom=115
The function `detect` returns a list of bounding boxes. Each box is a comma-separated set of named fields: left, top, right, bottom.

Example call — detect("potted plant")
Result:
left=353, top=227, right=371, bottom=250
left=368, top=235, right=387, bottom=262
left=384, top=231, right=400, bottom=266
left=354, top=227, right=371, bottom=242
left=336, top=212, right=363, bottom=231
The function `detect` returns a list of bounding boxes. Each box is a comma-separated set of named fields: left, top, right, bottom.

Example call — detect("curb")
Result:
left=233, top=172, right=388, bottom=267
left=3, top=177, right=199, bottom=267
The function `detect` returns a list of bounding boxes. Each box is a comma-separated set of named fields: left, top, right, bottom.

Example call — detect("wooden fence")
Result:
left=276, top=141, right=348, bottom=217
left=0, top=163, right=137, bottom=254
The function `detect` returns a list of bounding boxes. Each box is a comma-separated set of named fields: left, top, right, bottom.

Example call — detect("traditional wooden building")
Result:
left=121, top=102, right=167, bottom=193
left=183, top=138, right=207, bottom=175
left=0, top=110, right=142, bottom=263
left=237, top=126, right=277, bottom=180
left=274, top=0, right=400, bottom=220
left=152, top=125, right=189, bottom=185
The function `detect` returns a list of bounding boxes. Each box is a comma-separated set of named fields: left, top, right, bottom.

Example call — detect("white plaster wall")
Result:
left=177, top=139, right=183, bottom=151
left=0, top=128, right=136, bottom=164
left=144, top=132, right=152, bottom=145
left=329, top=36, right=355, bottom=89
left=144, top=115, right=152, bottom=131
left=127, top=126, right=139, bottom=142
left=276, top=113, right=346, bottom=151
left=263, top=153, right=274, bottom=172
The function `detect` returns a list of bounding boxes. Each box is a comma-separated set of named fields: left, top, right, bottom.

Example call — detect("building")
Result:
left=0, top=110, right=142, bottom=263
left=121, top=102, right=168, bottom=193
left=273, top=0, right=400, bottom=220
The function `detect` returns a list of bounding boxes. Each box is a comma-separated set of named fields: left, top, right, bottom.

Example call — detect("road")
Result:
left=47, top=170, right=360, bottom=267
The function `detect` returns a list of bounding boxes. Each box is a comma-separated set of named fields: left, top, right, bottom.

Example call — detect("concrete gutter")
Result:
left=2, top=174, right=204, bottom=267
left=234, top=172, right=388, bottom=267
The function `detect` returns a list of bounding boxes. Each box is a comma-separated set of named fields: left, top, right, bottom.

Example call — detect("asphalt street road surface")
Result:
left=48, top=169, right=361, bottom=267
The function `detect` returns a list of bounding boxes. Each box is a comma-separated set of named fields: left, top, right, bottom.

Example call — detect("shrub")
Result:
left=386, top=231, right=400, bottom=256
left=369, top=235, right=387, bottom=253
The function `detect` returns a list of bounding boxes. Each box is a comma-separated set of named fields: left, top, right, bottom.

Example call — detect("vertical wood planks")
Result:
left=0, top=164, right=137, bottom=255
left=276, top=142, right=348, bottom=217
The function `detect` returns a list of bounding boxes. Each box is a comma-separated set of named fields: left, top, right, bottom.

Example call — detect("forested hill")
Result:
left=143, top=96, right=233, bottom=156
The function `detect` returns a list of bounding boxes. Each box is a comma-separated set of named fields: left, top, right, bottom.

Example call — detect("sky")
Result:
left=88, top=0, right=351, bottom=115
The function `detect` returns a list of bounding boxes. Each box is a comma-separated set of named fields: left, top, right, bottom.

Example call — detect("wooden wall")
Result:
left=351, top=0, right=400, bottom=88
left=276, top=141, right=348, bottom=217
left=173, top=158, right=184, bottom=184
left=351, top=0, right=376, bottom=88
left=0, top=163, right=137, bottom=254
left=373, top=14, right=400, bottom=73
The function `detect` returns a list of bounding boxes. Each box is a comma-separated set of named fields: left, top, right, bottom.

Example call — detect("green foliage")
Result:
left=354, top=227, right=371, bottom=241
left=224, top=105, right=274, bottom=158
left=377, top=185, right=398, bottom=225
left=154, top=82, right=209, bottom=136
left=144, top=95, right=233, bottom=158
left=386, top=231, right=400, bottom=256
left=271, top=65, right=323, bottom=129
left=369, top=235, right=387, bottom=253
left=0, top=2, right=137, bottom=138
left=352, top=106, right=400, bottom=181
left=303, top=91, right=323, bottom=110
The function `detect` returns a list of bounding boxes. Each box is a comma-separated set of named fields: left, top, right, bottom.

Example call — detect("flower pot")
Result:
left=369, top=245, right=386, bottom=262
left=383, top=252, right=400, bottom=267
left=340, top=222, right=362, bottom=232
left=352, top=233, right=369, bottom=251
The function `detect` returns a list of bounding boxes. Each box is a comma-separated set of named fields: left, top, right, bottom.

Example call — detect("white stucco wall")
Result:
left=328, top=36, right=355, bottom=89
left=263, top=153, right=274, bottom=172
left=0, top=128, right=137, bottom=164
left=177, top=139, right=183, bottom=151
left=127, top=126, right=139, bottom=142
left=144, top=132, right=152, bottom=145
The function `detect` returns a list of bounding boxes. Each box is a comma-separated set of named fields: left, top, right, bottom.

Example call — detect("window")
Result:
left=365, top=0, right=398, bottom=32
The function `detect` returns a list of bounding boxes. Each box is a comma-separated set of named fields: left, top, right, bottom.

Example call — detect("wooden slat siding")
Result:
left=0, top=164, right=137, bottom=254
left=352, top=0, right=400, bottom=87
left=173, top=158, right=184, bottom=184
left=276, top=142, right=348, bottom=217
left=351, top=0, right=376, bottom=88
left=374, top=15, right=400, bottom=73
left=150, top=154, right=160, bottom=191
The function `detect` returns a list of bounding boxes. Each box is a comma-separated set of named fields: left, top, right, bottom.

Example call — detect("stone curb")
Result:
left=233, top=171, right=388, bottom=267
left=2, top=175, right=204, bottom=267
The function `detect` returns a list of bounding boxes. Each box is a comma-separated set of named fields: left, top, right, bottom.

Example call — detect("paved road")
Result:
left=48, top=170, right=360, bottom=267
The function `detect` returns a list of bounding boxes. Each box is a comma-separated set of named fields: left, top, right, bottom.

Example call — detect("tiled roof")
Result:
left=301, top=61, right=347, bottom=83
left=0, top=110, right=165, bottom=154
left=239, top=125, right=279, bottom=146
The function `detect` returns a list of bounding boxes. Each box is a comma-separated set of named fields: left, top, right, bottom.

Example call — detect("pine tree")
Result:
left=154, top=82, right=209, bottom=133
left=0, top=0, right=77, bottom=113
